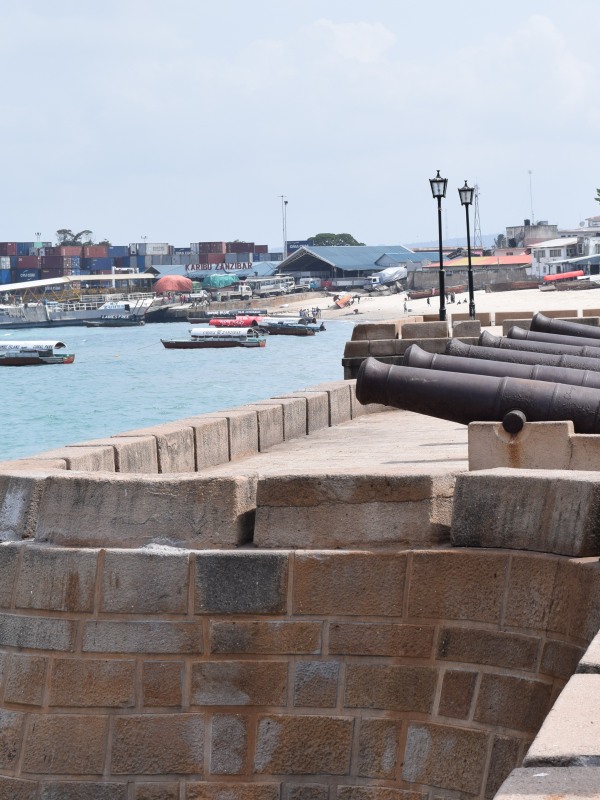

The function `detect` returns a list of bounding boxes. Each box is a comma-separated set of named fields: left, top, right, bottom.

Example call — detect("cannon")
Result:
left=404, top=343, right=600, bottom=390
left=479, top=330, right=600, bottom=360
left=507, top=325, right=600, bottom=350
left=446, top=338, right=600, bottom=373
left=531, top=311, right=600, bottom=340
left=355, top=357, right=600, bottom=433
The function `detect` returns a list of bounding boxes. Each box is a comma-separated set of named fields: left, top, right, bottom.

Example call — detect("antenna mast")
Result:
left=473, top=184, right=483, bottom=250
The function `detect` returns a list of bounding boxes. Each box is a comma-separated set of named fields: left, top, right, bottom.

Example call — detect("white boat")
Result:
left=0, top=340, right=75, bottom=366
left=161, top=326, right=266, bottom=349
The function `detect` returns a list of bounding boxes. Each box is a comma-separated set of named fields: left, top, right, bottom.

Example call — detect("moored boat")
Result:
left=85, top=315, right=145, bottom=328
left=209, top=315, right=264, bottom=327
left=0, top=340, right=75, bottom=366
left=161, top=327, right=266, bottom=349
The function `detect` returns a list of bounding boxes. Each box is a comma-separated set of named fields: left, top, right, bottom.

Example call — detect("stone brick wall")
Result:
left=0, top=544, right=598, bottom=799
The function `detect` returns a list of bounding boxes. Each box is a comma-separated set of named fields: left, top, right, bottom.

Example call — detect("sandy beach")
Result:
left=277, top=286, right=600, bottom=324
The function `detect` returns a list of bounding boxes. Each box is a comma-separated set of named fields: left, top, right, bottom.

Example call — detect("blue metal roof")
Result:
left=281, top=245, right=430, bottom=273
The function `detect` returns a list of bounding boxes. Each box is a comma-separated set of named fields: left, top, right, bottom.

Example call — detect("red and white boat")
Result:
left=0, top=340, right=75, bottom=366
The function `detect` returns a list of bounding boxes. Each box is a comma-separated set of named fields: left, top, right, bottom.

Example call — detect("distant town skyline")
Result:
left=1, top=1, right=598, bottom=249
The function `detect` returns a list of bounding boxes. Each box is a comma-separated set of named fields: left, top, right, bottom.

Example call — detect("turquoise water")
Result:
left=1, top=320, right=354, bottom=462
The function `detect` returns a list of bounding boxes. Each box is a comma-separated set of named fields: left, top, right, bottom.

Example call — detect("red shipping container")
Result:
left=83, top=245, right=108, bottom=258
left=41, top=255, right=65, bottom=267
left=40, top=268, right=65, bottom=277
left=48, top=246, right=82, bottom=257
left=0, top=242, right=17, bottom=256
left=254, top=244, right=268, bottom=254
left=226, top=242, right=254, bottom=254
left=16, top=256, right=41, bottom=267
left=208, top=253, right=225, bottom=264
left=198, top=241, right=226, bottom=254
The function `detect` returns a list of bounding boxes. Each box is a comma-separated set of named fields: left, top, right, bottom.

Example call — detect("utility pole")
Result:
left=279, top=195, right=288, bottom=260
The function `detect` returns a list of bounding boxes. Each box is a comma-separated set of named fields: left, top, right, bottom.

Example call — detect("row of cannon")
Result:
left=355, top=312, right=600, bottom=433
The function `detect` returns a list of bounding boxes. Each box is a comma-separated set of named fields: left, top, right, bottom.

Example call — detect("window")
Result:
left=549, top=249, right=561, bottom=257
left=537, top=249, right=546, bottom=258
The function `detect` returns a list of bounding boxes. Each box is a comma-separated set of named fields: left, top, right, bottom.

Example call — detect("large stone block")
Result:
left=83, top=620, right=203, bottom=655
left=0, top=473, right=47, bottom=541
left=67, top=436, right=158, bottom=473
left=407, top=550, right=508, bottom=623
left=23, top=714, right=107, bottom=774
left=210, top=714, right=248, bottom=775
left=101, top=549, right=189, bottom=614
left=177, top=415, right=230, bottom=469
left=0, top=613, right=76, bottom=651
left=254, top=715, right=353, bottom=774
left=252, top=398, right=307, bottom=441
left=357, top=718, right=402, bottom=779
left=15, top=545, right=98, bottom=612
left=274, top=391, right=329, bottom=434
left=328, top=622, right=434, bottom=658
left=195, top=552, right=288, bottom=615
left=210, top=620, right=321, bottom=654
left=254, top=473, right=454, bottom=549
left=401, top=321, right=448, bottom=339
left=452, top=468, right=600, bottom=557
left=344, top=664, right=437, bottom=713
left=504, top=554, right=559, bottom=630
left=0, top=542, right=22, bottom=606
left=0, top=710, right=24, bottom=770
left=111, top=714, right=204, bottom=774
left=540, top=640, right=585, bottom=680
left=468, top=421, right=574, bottom=471
left=437, top=669, right=477, bottom=719
left=437, top=627, right=539, bottom=670
left=187, top=784, right=279, bottom=800
left=294, top=552, right=406, bottom=617
left=351, top=323, right=400, bottom=341
left=452, top=320, right=481, bottom=337
left=240, top=403, right=284, bottom=451
left=474, top=673, right=553, bottom=733
left=485, top=736, right=521, bottom=799
left=495, top=768, right=600, bottom=800
left=202, top=409, right=259, bottom=461
left=191, top=661, right=287, bottom=706
left=142, top=661, right=183, bottom=707
left=115, top=422, right=195, bottom=473
left=40, top=784, right=127, bottom=800
left=49, top=658, right=135, bottom=707
left=402, top=722, right=488, bottom=795
left=34, top=473, right=256, bottom=548
left=29, top=446, right=116, bottom=471
left=133, top=784, right=178, bottom=800
left=4, top=654, right=47, bottom=706
left=293, top=661, right=339, bottom=707
left=0, top=775, right=38, bottom=800
left=303, top=381, right=353, bottom=427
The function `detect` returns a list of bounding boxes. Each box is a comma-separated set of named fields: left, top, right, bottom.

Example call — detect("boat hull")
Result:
left=161, top=339, right=265, bottom=349
left=0, top=354, right=75, bottom=366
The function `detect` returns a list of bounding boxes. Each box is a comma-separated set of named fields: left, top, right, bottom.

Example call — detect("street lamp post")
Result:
left=429, top=170, right=448, bottom=322
left=458, top=180, right=476, bottom=320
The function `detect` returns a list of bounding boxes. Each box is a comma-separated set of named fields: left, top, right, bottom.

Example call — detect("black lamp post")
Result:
left=458, top=180, right=476, bottom=320
left=429, top=170, right=448, bottom=321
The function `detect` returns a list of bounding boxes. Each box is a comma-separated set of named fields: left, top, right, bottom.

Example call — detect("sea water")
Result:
left=1, top=320, right=354, bottom=462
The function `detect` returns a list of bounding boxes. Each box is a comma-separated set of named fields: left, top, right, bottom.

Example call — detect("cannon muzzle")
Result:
left=403, top=343, right=600, bottom=389
left=508, top=325, right=600, bottom=350
left=355, top=357, right=600, bottom=433
left=531, top=312, right=600, bottom=340
left=446, top=337, right=600, bottom=373
left=479, top=330, right=600, bottom=359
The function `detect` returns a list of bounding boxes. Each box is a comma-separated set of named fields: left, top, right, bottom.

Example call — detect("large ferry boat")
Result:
left=0, top=296, right=154, bottom=329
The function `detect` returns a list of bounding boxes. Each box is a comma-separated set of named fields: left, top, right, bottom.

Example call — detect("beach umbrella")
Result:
left=153, top=275, right=193, bottom=294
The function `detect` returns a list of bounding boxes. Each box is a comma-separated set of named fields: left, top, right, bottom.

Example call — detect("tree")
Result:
left=56, top=229, right=94, bottom=246
left=595, top=189, right=600, bottom=204
left=308, top=233, right=365, bottom=246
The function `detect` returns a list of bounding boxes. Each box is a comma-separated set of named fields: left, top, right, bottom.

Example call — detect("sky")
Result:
left=1, top=0, right=599, bottom=250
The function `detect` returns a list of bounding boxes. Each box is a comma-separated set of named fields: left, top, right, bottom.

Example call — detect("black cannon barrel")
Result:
left=355, top=357, right=600, bottom=433
left=479, top=329, right=600, bottom=360
left=507, top=325, right=600, bottom=350
left=531, top=311, right=600, bottom=340
left=404, top=343, right=600, bottom=389
left=446, top=337, right=600, bottom=373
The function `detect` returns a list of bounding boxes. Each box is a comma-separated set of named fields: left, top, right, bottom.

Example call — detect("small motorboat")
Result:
left=161, top=327, right=266, bottom=349
left=85, top=315, right=146, bottom=328
left=209, top=315, right=264, bottom=327
left=0, top=340, right=75, bottom=366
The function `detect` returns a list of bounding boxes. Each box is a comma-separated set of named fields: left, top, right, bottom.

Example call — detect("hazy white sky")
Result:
left=2, top=0, right=599, bottom=248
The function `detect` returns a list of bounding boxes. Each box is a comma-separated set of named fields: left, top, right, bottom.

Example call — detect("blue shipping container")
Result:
left=81, top=257, right=114, bottom=271
left=14, top=268, right=40, bottom=282
left=0, top=269, right=10, bottom=284
left=108, top=246, right=129, bottom=258
left=16, top=242, right=33, bottom=256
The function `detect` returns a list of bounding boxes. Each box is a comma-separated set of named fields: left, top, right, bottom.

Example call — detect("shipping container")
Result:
left=141, top=243, right=170, bottom=256
left=45, top=246, right=83, bottom=257
left=254, top=244, right=268, bottom=254
left=108, top=246, right=129, bottom=258
left=16, top=255, right=40, bottom=268
left=0, top=269, right=11, bottom=284
left=14, top=268, right=41, bottom=282
left=83, top=245, right=109, bottom=258
left=199, top=241, right=226, bottom=254
left=236, top=253, right=253, bottom=263
left=41, top=255, right=65, bottom=268
left=0, top=243, right=17, bottom=256
left=207, top=253, right=224, bottom=264
left=81, top=257, right=113, bottom=271
left=190, top=242, right=200, bottom=254
left=40, top=268, right=64, bottom=278
left=174, top=247, right=192, bottom=255
left=16, top=242, right=33, bottom=256
left=224, top=253, right=237, bottom=264
left=71, top=256, right=81, bottom=269
left=0, top=257, right=10, bottom=269
left=226, top=242, right=254, bottom=254
left=129, top=243, right=139, bottom=255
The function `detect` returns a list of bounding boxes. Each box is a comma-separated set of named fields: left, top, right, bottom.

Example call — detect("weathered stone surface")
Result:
left=540, top=640, right=585, bottom=680
left=577, top=629, right=600, bottom=673
left=254, top=715, right=353, bottom=774
left=0, top=710, right=24, bottom=769
left=468, top=422, right=573, bottom=472
left=329, top=622, right=434, bottom=658
left=177, top=415, right=230, bottom=469
left=437, top=669, right=477, bottom=720
left=303, top=381, right=353, bottom=427
left=452, top=320, right=481, bottom=337
left=401, top=321, right=448, bottom=339
left=0, top=775, right=38, bottom=800
left=285, top=785, right=330, bottom=800
left=195, top=552, right=288, bottom=614
left=68, top=435, right=158, bottom=473
left=344, top=664, right=436, bottom=713
left=252, top=398, right=307, bottom=441
left=437, top=627, right=539, bottom=670
left=40, top=783, right=127, bottom=800
left=241, top=403, right=284, bottom=451
left=4, top=654, right=47, bottom=706
left=191, top=661, right=287, bottom=706
left=0, top=473, right=47, bottom=540
left=504, top=554, right=560, bottom=630
left=101, top=549, right=189, bottom=614
left=451, top=311, right=492, bottom=326
left=484, top=735, right=521, bottom=799
left=115, top=422, right=195, bottom=473
left=474, top=673, right=553, bottom=733
left=357, top=718, right=402, bottom=779
left=452, top=468, right=600, bottom=557
left=0, top=613, right=76, bottom=651
left=408, top=550, right=507, bottom=623
left=15, top=545, right=98, bottom=612
left=83, top=620, right=203, bottom=654
left=337, top=789, right=425, bottom=800
left=524, top=674, right=600, bottom=765
left=293, top=661, right=339, bottom=707
left=402, top=722, right=488, bottom=795
left=187, top=785, right=279, bottom=800
left=111, top=714, right=204, bottom=774
left=34, top=473, right=256, bottom=548
left=49, top=658, right=135, bottom=707
left=495, top=767, right=600, bottom=799
left=210, top=621, right=321, bottom=654
left=294, top=552, right=406, bottom=616
left=0, top=542, right=21, bottom=606
left=274, top=391, right=329, bottom=434
left=133, top=784, right=179, bottom=800
left=23, top=714, right=107, bottom=774
left=31, top=446, right=116, bottom=471
left=210, top=713, right=248, bottom=775
left=202, top=409, right=259, bottom=461
left=142, top=661, right=183, bottom=707
left=351, top=323, right=400, bottom=341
